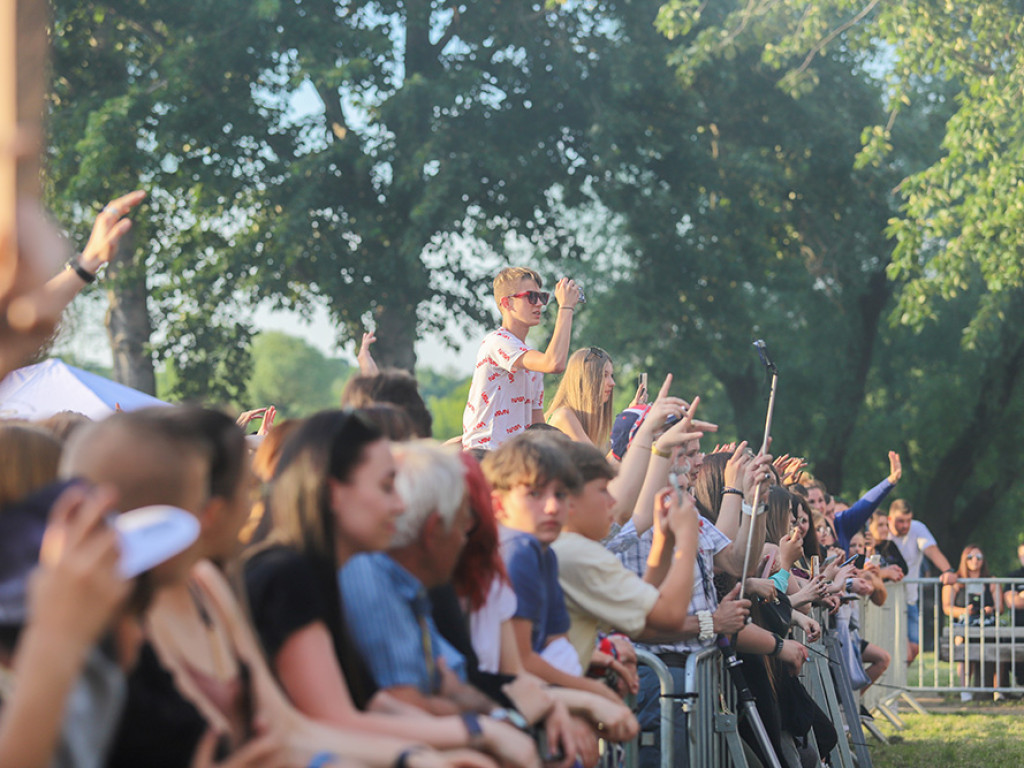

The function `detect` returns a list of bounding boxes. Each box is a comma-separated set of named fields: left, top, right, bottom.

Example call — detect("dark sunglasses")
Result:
left=584, top=346, right=607, bottom=363
left=505, top=290, right=550, bottom=306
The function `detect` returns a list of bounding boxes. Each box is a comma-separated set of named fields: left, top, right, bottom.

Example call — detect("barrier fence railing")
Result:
left=863, top=577, right=1024, bottom=704
left=634, top=646, right=747, bottom=768
left=633, top=625, right=872, bottom=768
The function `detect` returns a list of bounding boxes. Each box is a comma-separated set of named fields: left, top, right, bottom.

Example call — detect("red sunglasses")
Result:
left=504, top=290, right=550, bottom=306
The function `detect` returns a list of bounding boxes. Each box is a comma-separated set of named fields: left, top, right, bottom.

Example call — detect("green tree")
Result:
left=46, top=0, right=638, bottom=397
left=533, top=0, right=928, bottom=492
left=654, top=0, right=1024, bottom=341
left=247, top=331, right=350, bottom=418
left=647, top=0, right=1024, bottom=555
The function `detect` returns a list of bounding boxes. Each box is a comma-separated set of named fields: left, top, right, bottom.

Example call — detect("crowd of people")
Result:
left=5, top=198, right=1004, bottom=768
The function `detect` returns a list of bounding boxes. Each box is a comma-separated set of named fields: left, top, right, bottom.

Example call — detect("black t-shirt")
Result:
left=107, top=642, right=208, bottom=768
left=244, top=545, right=378, bottom=709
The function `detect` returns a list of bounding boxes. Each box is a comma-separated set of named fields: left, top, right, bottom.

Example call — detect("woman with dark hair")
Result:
left=340, top=370, right=433, bottom=438
left=243, top=412, right=537, bottom=766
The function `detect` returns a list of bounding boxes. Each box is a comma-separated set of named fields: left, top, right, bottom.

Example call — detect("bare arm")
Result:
left=941, top=584, right=964, bottom=620
left=640, top=490, right=699, bottom=636
left=517, top=279, right=579, bottom=374
left=510, top=620, right=619, bottom=703
left=0, top=486, right=130, bottom=768
left=925, top=544, right=958, bottom=585
left=41, top=190, right=145, bottom=309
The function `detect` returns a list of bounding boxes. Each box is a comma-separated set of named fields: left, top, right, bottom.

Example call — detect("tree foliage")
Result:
left=653, top=0, right=1024, bottom=342
left=246, top=331, right=350, bottom=418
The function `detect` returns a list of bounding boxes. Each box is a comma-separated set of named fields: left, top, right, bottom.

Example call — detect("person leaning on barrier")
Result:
left=887, top=499, right=957, bottom=664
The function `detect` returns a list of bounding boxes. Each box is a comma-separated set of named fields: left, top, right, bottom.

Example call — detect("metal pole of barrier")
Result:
left=683, top=649, right=717, bottom=768
left=634, top=648, right=680, bottom=768
left=823, top=629, right=874, bottom=768
left=800, top=610, right=854, bottom=768
left=717, top=639, right=781, bottom=768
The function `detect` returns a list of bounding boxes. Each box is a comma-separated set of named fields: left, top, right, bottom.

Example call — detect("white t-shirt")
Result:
left=462, top=328, right=544, bottom=450
left=891, top=519, right=937, bottom=605
left=468, top=576, right=518, bottom=674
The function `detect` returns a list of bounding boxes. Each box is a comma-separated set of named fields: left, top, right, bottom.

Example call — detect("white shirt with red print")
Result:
left=462, top=327, right=544, bottom=450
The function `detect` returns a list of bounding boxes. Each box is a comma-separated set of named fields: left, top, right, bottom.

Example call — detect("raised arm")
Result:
left=517, top=279, right=580, bottom=374
left=833, top=451, right=901, bottom=548
left=639, top=488, right=699, bottom=636
left=41, top=190, right=145, bottom=309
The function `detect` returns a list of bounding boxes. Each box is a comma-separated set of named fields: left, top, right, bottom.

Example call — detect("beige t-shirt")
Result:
left=552, top=531, right=660, bottom=670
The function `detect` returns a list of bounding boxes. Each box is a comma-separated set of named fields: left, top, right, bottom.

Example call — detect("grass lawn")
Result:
left=868, top=710, right=1024, bottom=767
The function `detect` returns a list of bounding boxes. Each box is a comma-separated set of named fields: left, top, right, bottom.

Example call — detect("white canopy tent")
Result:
left=0, top=358, right=169, bottom=421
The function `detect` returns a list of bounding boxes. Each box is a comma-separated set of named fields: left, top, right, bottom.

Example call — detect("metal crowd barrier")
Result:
left=633, top=646, right=745, bottom=768
left=893, top=577, right=1024, bottom=701
left=860, top=578, right=928, bottom=726
left=633, top=634, right=870, bottom=768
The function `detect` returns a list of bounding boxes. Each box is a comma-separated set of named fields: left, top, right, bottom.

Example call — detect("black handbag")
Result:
left=754, top=590, right=793, bottom=637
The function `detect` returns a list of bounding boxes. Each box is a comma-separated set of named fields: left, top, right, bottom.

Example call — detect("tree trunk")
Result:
left=373, top=302, right=418, bottom=373
left=104, top=230, right=155, bottom=394
left=813, top=270, right=891, bottom=491
left=918, top=303, right=1024, bottom=554
left=715, top=367, right=763, bottom=442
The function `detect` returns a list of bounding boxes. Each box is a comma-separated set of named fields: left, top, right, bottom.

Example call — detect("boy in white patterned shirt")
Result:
left=462, top=266, right=580, bottom=450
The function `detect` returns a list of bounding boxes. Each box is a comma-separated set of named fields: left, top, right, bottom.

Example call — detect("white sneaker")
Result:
left=960, top=691, right=973, bottom=702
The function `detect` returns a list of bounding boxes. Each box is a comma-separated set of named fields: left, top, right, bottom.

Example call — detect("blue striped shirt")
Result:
left=339, top=552, right=466, bottom=694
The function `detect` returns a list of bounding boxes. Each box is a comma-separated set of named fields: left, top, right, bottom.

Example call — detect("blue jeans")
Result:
left=636, top=664, right=690, bottom=768
left=907, top=602, right=919, bottom=645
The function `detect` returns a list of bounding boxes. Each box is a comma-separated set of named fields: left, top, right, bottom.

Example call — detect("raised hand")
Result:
left=553, top=277, right=581, bottom=309
left=741, top=451, right=774, bottom=505
left=79, top=190, right=146, bottom=276
left=33, top=484, right=131, bottom=648
left=236, top=407, right=268, bottom=430
left=778, top=527, right=804, bottom=571
left=357, top=330, right=380, bottom=375
left=652, top=395, right=718, bottom=454
left=257, top=405, right=276, bottom=436
left=887, top=450, right=902, bottom=484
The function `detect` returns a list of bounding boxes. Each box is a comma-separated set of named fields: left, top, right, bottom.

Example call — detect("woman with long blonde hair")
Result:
left=545, top=347, right=616, bottom=451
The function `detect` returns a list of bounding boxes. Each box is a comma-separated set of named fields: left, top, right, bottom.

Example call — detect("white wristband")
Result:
left=741, top=501, right=766, bottom=516
left=697, top=610, right=715, bottom=643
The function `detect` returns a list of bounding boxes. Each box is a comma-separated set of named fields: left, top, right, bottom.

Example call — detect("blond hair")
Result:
left=493, top=267, right=543, bottom=309
left=545, top=347, right=614, bottom=450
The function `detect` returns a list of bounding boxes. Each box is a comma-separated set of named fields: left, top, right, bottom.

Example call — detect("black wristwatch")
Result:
left=769, top=633, right=785, bottom=657
left=66, top=258, right=97, bottom=284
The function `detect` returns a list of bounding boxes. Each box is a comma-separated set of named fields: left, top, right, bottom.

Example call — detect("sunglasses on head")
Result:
left=504, top=290, right=550, bottom=306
